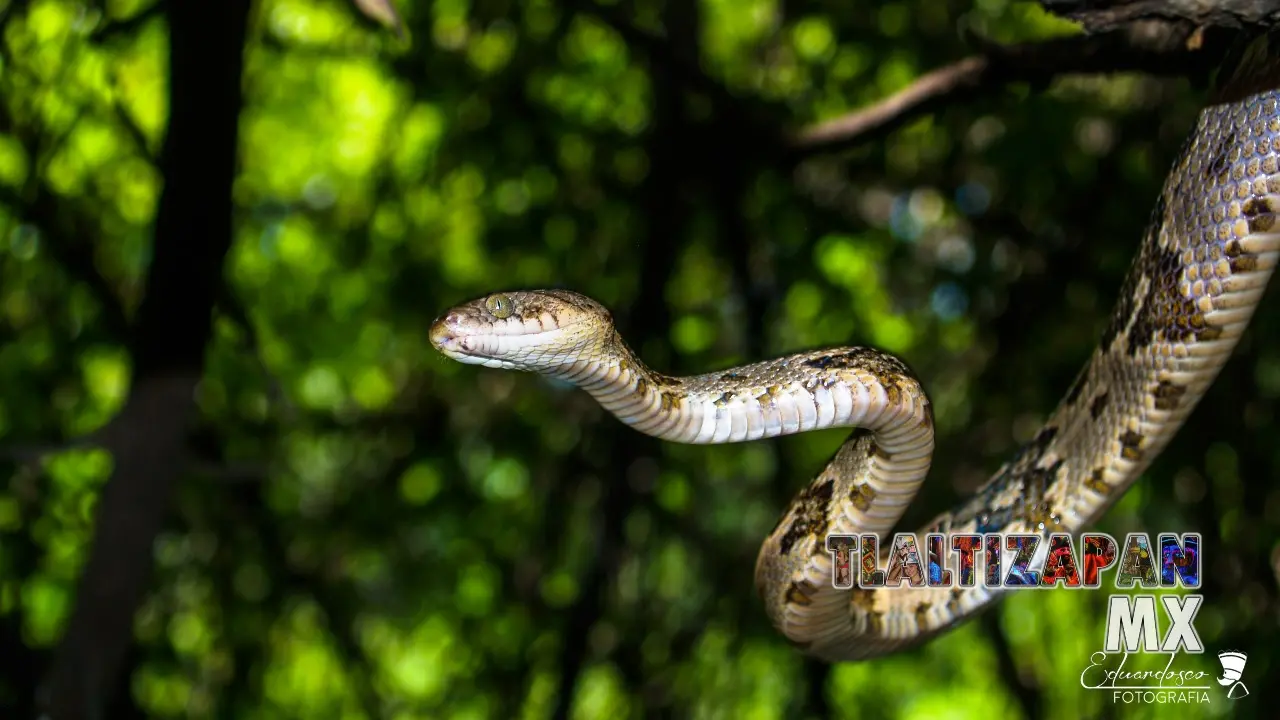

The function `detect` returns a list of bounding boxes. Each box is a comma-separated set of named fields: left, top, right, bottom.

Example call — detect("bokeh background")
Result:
left=0, top=0, right=1277, bottom=718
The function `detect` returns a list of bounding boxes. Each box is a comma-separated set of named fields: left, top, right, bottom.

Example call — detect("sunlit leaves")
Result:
left=467, top=22, right=518, bottom=74
left=399, top=461, right=444, bottom=505
left=529, top=17, right=650, bottom=134
left=0, top=135, right=30, bottom=187
left=791, top=17, right=835, bottom=63
left=476, top=456, right=527, bottom=501
left=1, top=0, right=1273, bottom=717
left=783, top=280, right=823, bottom=324
left=0, top=496, right=21, bottom=532
left=570, top=664, right=632, bottom=720
left=263, top=602, right=364, bottom=715
left=682, top=628, right=798, bottom=718
left=428, top=165, right=489, bottom=284
left=815, top=233, right=916, bottom=352
left=133, top=664, right=199, bottom=717
left=241, top=53, right=406, bottom=201
left=540, top=571, right=578, bottom=608
left=298, top=365, right=344, bottom=410
left=968, top=0, right=1082, bottom=43
left=655, top=473, right=690, bottom=513
left=351, top=365, right=395, bottom=409
left=391, top=102, right=447, bottom=181
left=701, top=0, right=777, bottom=78
left=456, top=562, right=499, bottom=616
left=46, top=120, right=125, bottom=194
left=15, top=0, right=79, bottom=75
left=270, top=0, right=362, bottom=46
left=20, top=575, right=71, bottom=645
left=362, top=614, right=465, bottom=703
left=103, top=157, right=162, bottom=226
left=431, top=0, right=471, bottom=50
left=18, top=448, right=113, bottom=645
left=523, top=0, right=560, bottom=42
left=112, top=20, right=167, bottom=143
left=671, top=315, right=716, bottom=354
left=1, top=0, right=164, bottom=338
left=74, top=345, right=129, bottom=433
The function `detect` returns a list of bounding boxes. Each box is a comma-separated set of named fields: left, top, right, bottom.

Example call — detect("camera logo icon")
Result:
left=1217, top=651, right=1249, bottom=700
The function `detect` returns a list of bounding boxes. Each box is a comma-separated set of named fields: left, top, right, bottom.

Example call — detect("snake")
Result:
left=428, top=33, right=1280, bottom=662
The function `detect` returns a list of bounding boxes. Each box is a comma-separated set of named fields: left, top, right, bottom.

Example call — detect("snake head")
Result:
left=430, top=289, right=614, bottom=372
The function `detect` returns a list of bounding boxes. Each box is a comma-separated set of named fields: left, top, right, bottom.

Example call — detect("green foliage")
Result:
left=0, top=0, right=1277, bottom=718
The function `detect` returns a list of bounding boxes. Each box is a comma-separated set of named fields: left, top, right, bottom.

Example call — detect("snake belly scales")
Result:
left=429, top=44, right=1280, bottom=661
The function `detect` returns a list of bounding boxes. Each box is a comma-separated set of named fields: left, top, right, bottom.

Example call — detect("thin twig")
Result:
left=1039, top=0, right=1280, bottom=33
left=791, top=26, right=1218, bottom=153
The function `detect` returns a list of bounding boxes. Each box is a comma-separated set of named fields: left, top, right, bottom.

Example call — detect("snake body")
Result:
left=430, top=40, right=1280, bottom=661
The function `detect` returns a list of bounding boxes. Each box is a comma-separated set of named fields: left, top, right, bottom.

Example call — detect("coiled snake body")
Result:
left=430, top=40, right=1280, bottom=661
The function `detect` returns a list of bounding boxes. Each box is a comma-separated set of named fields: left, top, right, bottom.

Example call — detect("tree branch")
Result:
left=791, top=24, right=1225, bottom=154
left=1040, top=0, right=1280, bottom=32
left=40, top=0, right=252, bottom=716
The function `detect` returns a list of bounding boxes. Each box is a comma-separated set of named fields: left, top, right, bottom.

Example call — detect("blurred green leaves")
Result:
left=0, top=0, right=1276, bottom=718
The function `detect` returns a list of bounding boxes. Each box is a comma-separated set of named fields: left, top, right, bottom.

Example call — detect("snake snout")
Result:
left=429, top=313, right=463, bottom=352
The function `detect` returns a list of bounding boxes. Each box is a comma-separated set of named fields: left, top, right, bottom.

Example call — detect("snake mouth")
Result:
left=428, top=317, right=460, bottom=349
left=429, top=314, right=572, bottom=368
left=429, top=316, right=487, bottom=362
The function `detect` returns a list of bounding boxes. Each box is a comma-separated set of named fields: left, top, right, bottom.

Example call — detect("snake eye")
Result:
left=485, top=294, right=514, bottom=319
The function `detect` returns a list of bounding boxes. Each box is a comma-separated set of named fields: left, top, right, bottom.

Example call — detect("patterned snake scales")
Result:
left=430, top=38, right=1280, bottom=661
